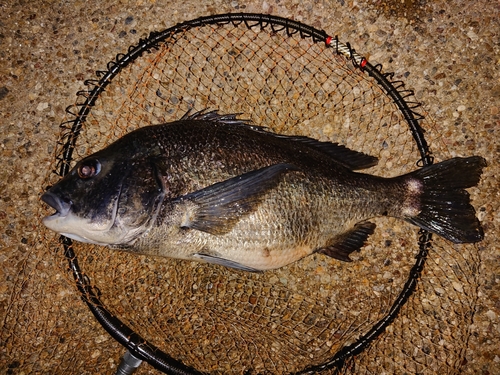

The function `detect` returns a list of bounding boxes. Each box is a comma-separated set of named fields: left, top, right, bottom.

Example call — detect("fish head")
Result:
left=41, top=146, right=166, bottom=247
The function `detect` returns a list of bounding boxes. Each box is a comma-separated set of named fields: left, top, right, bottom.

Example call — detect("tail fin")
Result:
left=403, top=156, right=486, bottom=243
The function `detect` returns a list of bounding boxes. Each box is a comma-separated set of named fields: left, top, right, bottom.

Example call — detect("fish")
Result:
left=41, top=110, right=486, bottom=271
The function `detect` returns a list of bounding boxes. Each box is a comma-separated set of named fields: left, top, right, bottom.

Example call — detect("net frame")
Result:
left=50, top=13, right=435, bottom=374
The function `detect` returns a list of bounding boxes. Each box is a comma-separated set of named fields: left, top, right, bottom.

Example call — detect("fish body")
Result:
left=42, top=111, right=486, bottom=271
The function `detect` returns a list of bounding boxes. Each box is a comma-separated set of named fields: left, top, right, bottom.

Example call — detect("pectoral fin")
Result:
left=317, top=221, right=376, bottom=262
left=193, top=253, right=261, bottom=272
left=180, top=163, right=296, bottom=235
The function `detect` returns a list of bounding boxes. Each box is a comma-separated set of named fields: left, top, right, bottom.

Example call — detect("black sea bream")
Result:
left=42, top=111, right=486, bottom=271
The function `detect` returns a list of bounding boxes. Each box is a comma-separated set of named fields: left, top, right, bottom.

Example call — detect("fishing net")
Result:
left=7, top=13, right=480, bottom=374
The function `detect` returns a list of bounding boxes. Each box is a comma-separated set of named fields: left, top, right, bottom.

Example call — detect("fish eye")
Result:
left=77, top=159, right=101, bottom=179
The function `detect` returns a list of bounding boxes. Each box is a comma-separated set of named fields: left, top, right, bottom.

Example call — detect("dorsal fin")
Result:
left=280, top=135, right=378, bottom=170
left=180, top=109, right=251, bottom=126
left=179, top=109, right=378, bottom=170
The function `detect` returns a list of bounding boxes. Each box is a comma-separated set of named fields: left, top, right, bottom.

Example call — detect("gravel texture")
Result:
left=0, top=0, right=498, bottom=374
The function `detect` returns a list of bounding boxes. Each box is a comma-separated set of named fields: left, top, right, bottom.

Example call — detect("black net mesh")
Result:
left=6, top=14, right=479, bottom=374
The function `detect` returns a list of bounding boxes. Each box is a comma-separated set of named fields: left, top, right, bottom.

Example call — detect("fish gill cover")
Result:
left=14, top=13, right=482, bottom=374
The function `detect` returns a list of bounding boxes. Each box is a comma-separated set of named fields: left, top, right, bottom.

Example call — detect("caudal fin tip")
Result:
left=466, top=156, right=487, bottom=181
left=455, top=224, right=484, bottom=244
left=408, top=215, right=485, bottom=244
left=473, top=155, right=487, bottom=168
left=467, top=155, right=487, bottom=177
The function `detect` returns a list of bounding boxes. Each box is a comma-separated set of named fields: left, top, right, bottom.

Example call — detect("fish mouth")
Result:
left=41, top=184, right=125, bottom=246
left=41, top=191, right=72, bottom=218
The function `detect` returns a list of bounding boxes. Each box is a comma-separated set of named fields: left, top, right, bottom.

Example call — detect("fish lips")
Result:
left=41, top=190, right=77, bottom=235
left=41, top=191, right=72, bottom=219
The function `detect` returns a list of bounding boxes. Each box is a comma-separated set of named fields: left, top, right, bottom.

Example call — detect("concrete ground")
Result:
left=1, top=0, right=498, bottom=374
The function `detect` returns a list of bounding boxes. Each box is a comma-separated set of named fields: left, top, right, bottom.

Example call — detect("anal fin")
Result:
left=317, top=221, right=376, bottom=262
